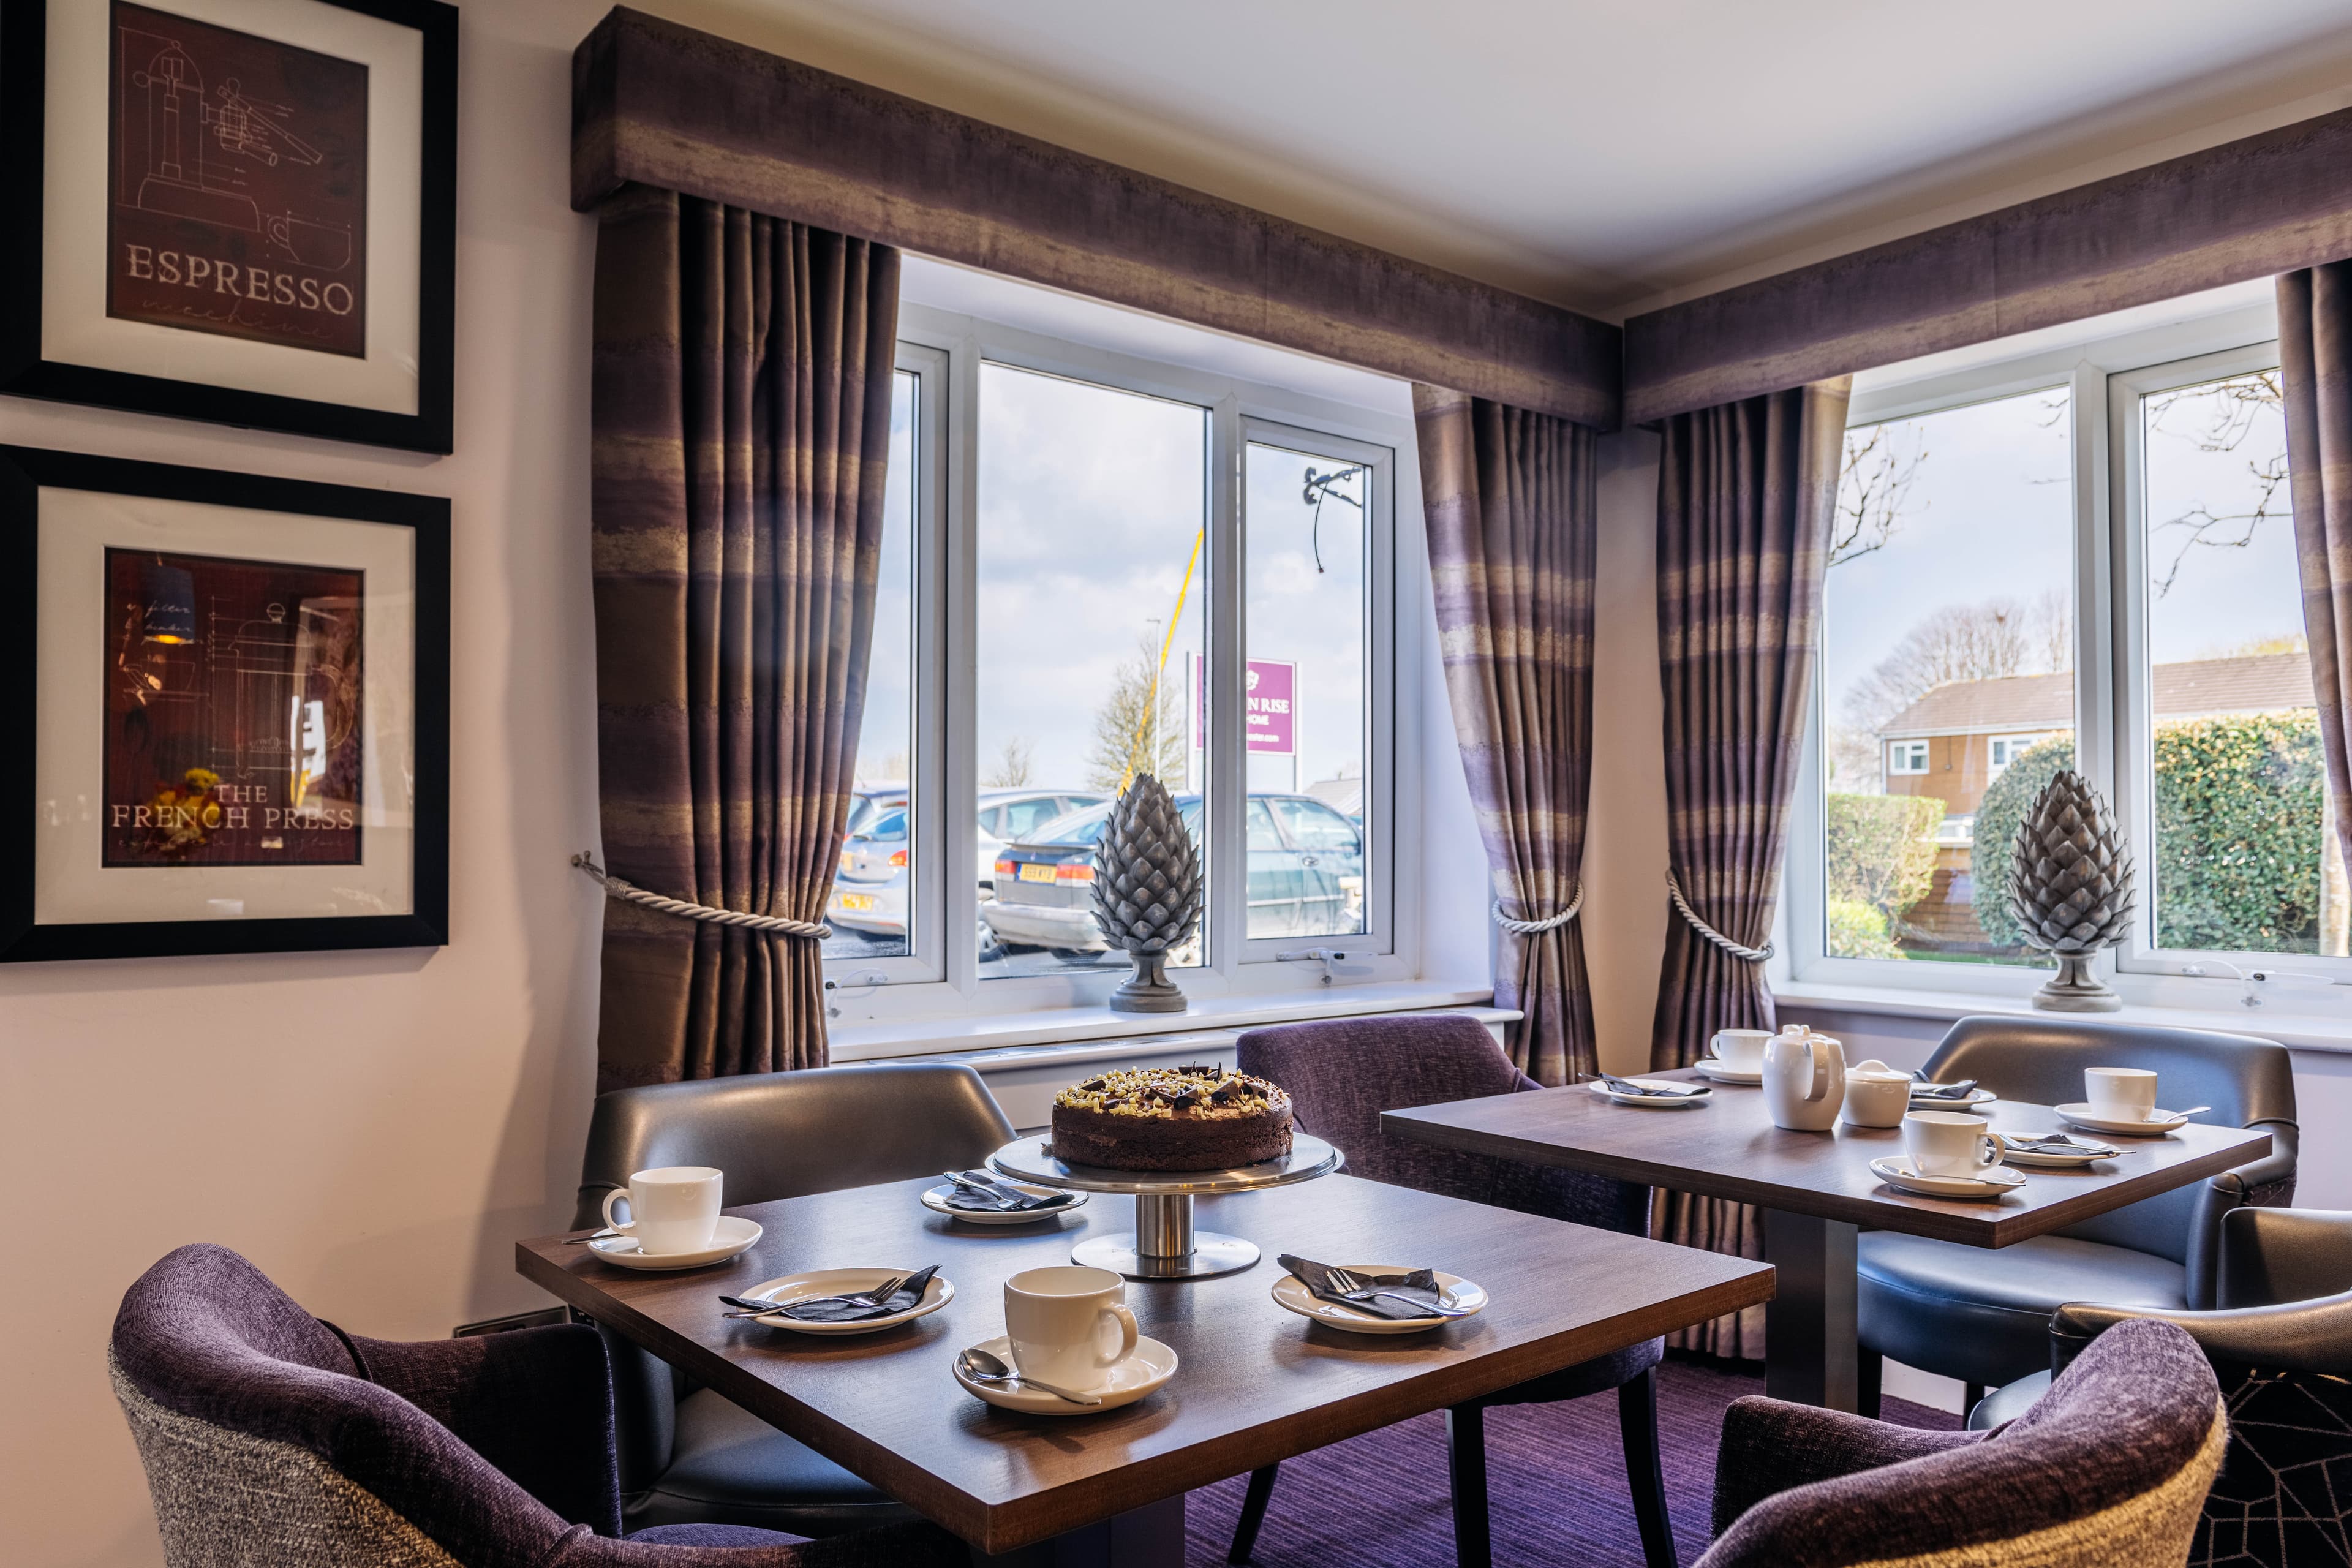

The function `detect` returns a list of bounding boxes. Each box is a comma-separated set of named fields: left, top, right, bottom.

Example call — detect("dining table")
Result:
left=1381, top=1071, right=2271, bottom=1414
left=518, top=1170, right=1773, bottom=1564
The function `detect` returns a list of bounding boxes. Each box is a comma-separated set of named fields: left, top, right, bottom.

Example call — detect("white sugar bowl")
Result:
left=1842, top=1059, right=1912, bottom=1129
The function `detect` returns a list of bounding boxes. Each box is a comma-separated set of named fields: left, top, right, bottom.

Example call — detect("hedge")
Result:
left=1828, top=897, right=1904, bottom=960
left=1825, top=793, right=1945, bottom=919
left=1972, top=714, right=2324, bottom=953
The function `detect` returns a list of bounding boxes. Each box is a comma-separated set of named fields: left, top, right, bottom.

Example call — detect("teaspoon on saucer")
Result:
left=956, top=1346, right=1102, bottom=1406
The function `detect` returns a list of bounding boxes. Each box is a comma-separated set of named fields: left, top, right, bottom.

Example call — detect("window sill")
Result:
left=829, top=979, right=1507, bottom=1063
left=1775, top=978, right=2352, bottom=1054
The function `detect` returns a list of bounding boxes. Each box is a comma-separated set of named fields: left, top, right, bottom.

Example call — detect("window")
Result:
left=1817, top=385, right=2075, bottom=967
left=2117, top=349, right=2346, bottom=964
left=823, top=298, right=1409, bottom=1022
left=1793, top=299, right=2352, bottom=1000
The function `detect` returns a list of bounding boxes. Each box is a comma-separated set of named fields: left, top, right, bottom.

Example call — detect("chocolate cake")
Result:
left=1049, top=1063, right=1293, bottom=1172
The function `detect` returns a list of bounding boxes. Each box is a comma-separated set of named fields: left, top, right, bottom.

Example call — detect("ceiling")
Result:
left=707, top=0, right=2352, bottom=320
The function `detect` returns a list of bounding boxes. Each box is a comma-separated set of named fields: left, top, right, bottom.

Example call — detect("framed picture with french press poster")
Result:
left=0, top=0, right=458, bottom=452
left=0, top=447, right=449, bottom=960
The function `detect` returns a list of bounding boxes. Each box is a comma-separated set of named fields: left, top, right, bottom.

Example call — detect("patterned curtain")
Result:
left=590, top=184, right=899, bottom=1091
left=2278, top=264, right=2352, bottom=908
left=1649, top=379, right=1851, bottom=1358
left=1414, top=386, right=1599, bottom=1087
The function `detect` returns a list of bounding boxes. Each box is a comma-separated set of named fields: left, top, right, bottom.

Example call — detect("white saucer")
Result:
left=1909, top=1087, right=1998, bottom=1111
left=587, top=1215, right=763, bottom=1271
left=1869, top=1156, right=2027, bottom=1199
left=731, top=1268, right=954, bottom=1335
left=1694, top=1060, right=1763, bottom=1085
left=1271, top=1267, right=1488, bottom=1334
left=1997, top=1134, right=2121, bottom=1168
left=1588, top=1077, right=1710, bottom=1108
left=921, top=1182, right=1088, bottom=1226
left=953, top=1334, right=1177, bottom=1415
left=2056, top=1103, right=2192, bottom=1137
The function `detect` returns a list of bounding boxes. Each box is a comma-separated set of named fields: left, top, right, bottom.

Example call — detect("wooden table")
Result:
left=518, top=1172, right=1772, bottom=1563
left=1382, top=1076, right=2271, bottom=1412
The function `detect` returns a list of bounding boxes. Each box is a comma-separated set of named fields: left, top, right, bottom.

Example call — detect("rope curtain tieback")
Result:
left=573, top=853, right=832, bottom=939
left=1664, top=869, right=1773, bottom=963
left=1490, top=884, right=1583, bottom=935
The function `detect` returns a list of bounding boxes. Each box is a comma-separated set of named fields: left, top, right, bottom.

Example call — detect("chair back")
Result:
left=1237, top=1014, right=1647, bottom=1235
left=1699, top=1318, right=2225, bottom=1567
left=573, top=1063, right=1014, bottom=1228
left=110, top=1243, right=609, bottom=1568
left=1924, top=1014, right=2295, bottom=1262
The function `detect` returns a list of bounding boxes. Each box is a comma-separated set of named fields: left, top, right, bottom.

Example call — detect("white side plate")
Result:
left=1270, top=1267, right=1488, bottom=1335
left=587, top=1215, right=763, bottom=1272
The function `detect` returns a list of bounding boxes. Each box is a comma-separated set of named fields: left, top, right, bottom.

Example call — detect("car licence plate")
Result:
left=1017, top=862, right=1058, bottom=883
left=835, top=893, right=876, bottom=911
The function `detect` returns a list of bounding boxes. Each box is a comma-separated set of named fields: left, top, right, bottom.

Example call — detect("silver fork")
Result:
left=1321, top=1266, right=1470, bottom=1317
left=722, top=1275, right=907, bottom=1319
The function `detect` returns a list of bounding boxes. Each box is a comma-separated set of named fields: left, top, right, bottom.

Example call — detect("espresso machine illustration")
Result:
left=119, top=23, right=354, bottom=272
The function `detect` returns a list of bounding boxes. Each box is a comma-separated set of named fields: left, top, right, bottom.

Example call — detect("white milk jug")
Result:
left=1764, top=1025, right=1846, bottom=1132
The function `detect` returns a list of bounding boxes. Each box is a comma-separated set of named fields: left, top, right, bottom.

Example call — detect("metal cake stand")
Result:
left=989, top=1133, right=1343, bottom=1280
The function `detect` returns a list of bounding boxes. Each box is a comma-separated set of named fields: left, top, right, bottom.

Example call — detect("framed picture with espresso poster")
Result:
left=0, top=0, right=457, bottom=453
left=0, top=446, right=448, bottom=960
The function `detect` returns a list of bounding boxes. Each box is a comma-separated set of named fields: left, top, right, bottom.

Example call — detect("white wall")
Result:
left=0, top=8, right=616, bottom=1564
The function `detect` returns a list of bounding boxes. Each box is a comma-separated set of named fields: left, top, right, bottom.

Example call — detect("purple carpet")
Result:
left=1185, top=1356, right=1959, bottom=1567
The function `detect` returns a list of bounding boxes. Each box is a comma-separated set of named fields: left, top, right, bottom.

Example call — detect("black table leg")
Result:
left=1762, top=1208, right=1859, bottom=1412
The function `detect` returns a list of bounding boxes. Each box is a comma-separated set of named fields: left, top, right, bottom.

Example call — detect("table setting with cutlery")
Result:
left=558, top=1136, right=1502, bottom=1429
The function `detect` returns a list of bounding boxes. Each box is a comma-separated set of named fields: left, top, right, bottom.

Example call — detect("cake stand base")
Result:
left=1074, top=1232, right=1260, bottom=1281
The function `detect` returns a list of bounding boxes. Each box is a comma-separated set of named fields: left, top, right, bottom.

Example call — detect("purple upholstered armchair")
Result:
left=109, top=1245, right=965, bottom=1568
left=1697, top=1318, right=2225, bottom=1567
left=1226, top=1014, right=1670, bottom=1568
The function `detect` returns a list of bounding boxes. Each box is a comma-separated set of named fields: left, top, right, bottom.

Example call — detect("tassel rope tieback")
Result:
left=573, top=853, right=831, bottom=939
left=1490, top=883, right=1583, bottom=935
left=1664, top=869, right=1772, bottom=962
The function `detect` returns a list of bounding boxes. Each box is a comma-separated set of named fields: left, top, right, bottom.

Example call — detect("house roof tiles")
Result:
left=1879, top=652, right=2313, bottom=738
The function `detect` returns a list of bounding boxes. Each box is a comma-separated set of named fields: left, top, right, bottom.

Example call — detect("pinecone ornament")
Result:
left=1091, top=773, right=1203, bottom=1013
left=2007, top=768, right=2136, bottom=1012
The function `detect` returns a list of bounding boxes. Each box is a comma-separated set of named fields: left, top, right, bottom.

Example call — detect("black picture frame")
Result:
left=0, top=0, right=458, bottom=453
left=0, top=445, right=450, bottom=960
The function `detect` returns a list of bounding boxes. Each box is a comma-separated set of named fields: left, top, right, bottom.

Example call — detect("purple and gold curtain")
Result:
left=1649, top=379, right=1851, bottom=1358
left=2279, top=263, right=2352, bottom=895
left=1414, top=386, right=1599, bottom=1087
left=590, top=184, right=899, bottom=1091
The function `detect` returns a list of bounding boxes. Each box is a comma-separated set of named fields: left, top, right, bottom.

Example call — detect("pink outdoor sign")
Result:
left=1191, top=656, right=1297, bottom=755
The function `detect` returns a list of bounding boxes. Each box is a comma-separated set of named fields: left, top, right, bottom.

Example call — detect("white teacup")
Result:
left=2086, top=1067, right=2159, bottom=1124
left=1904, top=1111, right=2000, bottom=1178
left=1708, top=1029, right=1771, bottom=1069
left=1005, top=1265, right=1139, bottom=1394
left=601, top=1166, right=723, bottom=1255
left=1842, top=1058, right=1912, bottom=1128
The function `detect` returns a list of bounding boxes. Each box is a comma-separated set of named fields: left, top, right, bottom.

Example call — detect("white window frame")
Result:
left=1985, top=731, right=2057, bottom=780
left=826, top=343, right=952, bottom=992
left=1886, top=739, right=1931, bottom=775
left=1786, top=294, right=2352, bottom=1004
left=822, top=302, right=1420, bottom=1031
left=2109, top=339, right=2348, bottom=989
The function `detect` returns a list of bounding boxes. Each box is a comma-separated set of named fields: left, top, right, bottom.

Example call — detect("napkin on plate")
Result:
left=2002, top=1132, right=2116, bottom=1156
left=766, top=1265, right=940, bottom=1323
left=1909, top=1076, right=1980, bottom=1099
left=941, top=1174, right=1067, bottom=1213
left=1278, top=1254, right=1450, bottom=1319
left=1599, top=1075, right=1709, bottom=1099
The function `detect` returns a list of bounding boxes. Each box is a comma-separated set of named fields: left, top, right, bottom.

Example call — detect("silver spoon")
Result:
left=957, top=1346, right=1103, bottom=1406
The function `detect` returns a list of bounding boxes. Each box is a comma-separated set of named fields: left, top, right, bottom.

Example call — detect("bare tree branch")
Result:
left=1832, top=422, right=1928, bottom=567
left=2146, top=370, right=2288, bottom=596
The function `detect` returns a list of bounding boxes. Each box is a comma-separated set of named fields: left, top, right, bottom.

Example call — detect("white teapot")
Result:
left=1764, top=1024, right=1846, bottom=1132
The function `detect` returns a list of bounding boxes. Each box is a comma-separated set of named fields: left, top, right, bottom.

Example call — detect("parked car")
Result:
left=828, top=788, right=1115, bottom=938
left=828, top=804, right=910, bottom=935
left=981, top=792, right=1364, bottom=956
left=976, top=789, right=1109, bottom=889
